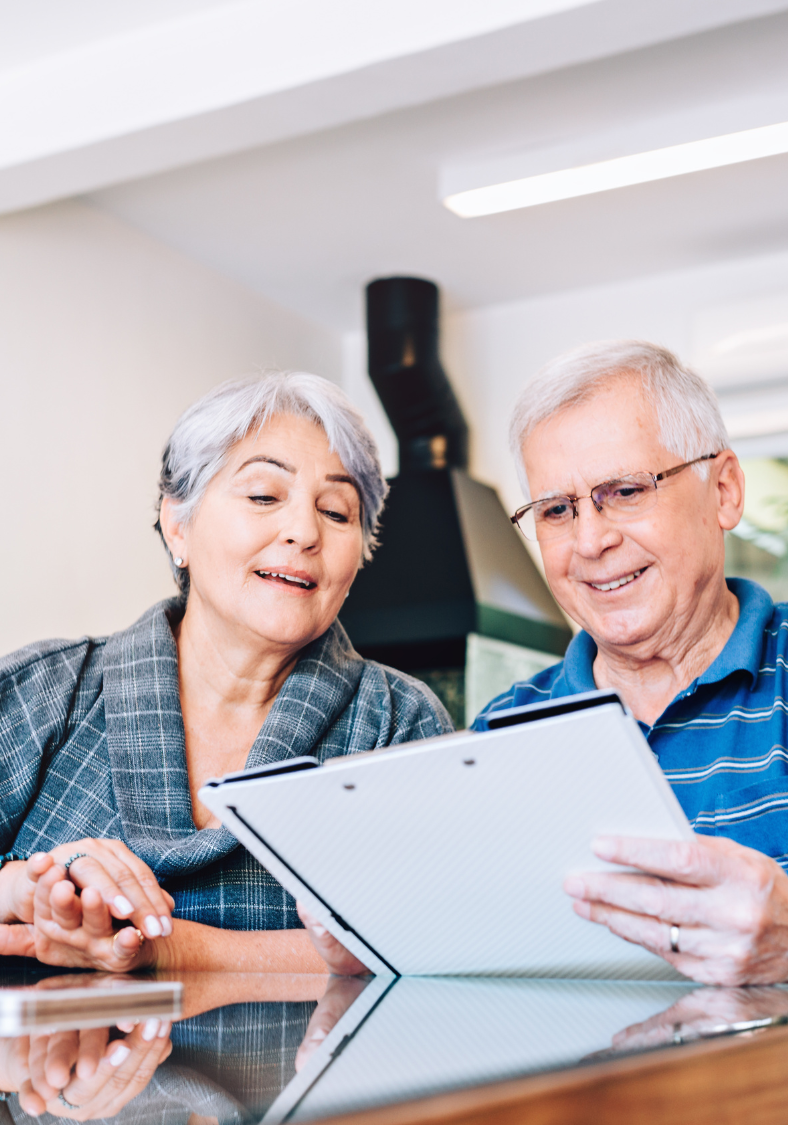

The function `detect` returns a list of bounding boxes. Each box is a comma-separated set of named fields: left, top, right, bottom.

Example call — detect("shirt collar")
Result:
left=697, top=577, right=773, bottom=687
left=560, top=577, right=773, bottom=694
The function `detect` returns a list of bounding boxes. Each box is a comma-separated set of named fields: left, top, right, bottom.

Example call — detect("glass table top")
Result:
left=1, top=966, right=787, bottom=1124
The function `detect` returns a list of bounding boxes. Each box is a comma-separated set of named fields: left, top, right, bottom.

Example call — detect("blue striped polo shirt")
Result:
left=473, top=578, right=788, bottom=870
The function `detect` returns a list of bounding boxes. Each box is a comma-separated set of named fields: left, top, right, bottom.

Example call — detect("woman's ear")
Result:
left=715, top=451, right=746, bottom=532
left=159, top=497, right=188, bottom=566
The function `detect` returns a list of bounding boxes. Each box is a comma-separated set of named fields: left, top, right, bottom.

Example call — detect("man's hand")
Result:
left=296, top=902, right=369, bottom=976
left=607, top=985, right=788, bottom=1053
left=563, top=834, right=788, bottom=985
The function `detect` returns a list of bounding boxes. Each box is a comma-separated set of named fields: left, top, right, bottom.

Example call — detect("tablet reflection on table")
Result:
left=2, top=970, right=788, bottom=1125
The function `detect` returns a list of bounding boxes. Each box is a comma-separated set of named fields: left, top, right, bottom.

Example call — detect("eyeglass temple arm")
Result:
left=653, top=452, right=721, bottom=484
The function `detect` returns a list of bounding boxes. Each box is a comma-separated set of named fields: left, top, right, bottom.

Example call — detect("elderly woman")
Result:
left=477, top=339, right=788, bottom=985
left=0, top=372, right=451, bottom=974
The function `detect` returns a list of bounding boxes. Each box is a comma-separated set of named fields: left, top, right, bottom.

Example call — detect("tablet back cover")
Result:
left=202, top=702, right=691, bottom=978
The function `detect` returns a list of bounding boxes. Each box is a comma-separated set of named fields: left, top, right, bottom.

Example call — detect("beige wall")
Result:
left=343, top=245, right=788, bottom=518
left=0, top=200, right=341, bottom=654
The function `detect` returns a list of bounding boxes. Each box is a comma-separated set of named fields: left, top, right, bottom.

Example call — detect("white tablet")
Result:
left=200, top=691, right=692, bottom=979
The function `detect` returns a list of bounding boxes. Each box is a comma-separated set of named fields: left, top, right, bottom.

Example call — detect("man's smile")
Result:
left=583, top=566, right=648, bottom=593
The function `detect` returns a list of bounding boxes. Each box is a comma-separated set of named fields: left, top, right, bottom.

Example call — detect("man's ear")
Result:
left=158, top=497, right=189, bottom=566
left=715, top=451, right=745, bottom=532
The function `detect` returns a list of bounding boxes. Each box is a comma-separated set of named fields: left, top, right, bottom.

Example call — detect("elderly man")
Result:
left=474, top=338, right=788, bottom=986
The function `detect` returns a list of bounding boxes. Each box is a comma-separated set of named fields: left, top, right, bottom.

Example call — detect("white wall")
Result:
left=342, top=247, right=788, bottom=519
left=0, top=199, right=340, bottom=654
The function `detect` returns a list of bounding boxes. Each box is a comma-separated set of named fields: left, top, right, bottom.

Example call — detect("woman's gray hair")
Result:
left=156, top=371, right=388, bottom=595
left=509, top=339, right=730, bottom=498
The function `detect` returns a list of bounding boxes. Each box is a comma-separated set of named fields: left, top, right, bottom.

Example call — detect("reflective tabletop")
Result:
left=1, top=966, right=788, bottom=1124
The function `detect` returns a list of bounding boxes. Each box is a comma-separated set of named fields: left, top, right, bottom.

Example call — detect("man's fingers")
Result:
left=592, top=835, right=729, bottom=886
left=564, top=871, right=711, bottom=926
left=572, top=899, right=746, bottom=981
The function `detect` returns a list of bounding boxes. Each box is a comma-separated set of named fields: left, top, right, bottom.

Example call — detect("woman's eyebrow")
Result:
left=326, top=473, right=355, bottom=485
left=236, top=455, right=295, bottom=474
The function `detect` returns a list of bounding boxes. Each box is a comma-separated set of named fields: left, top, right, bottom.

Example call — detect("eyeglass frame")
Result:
left=510, top=452, right=722, bottom=540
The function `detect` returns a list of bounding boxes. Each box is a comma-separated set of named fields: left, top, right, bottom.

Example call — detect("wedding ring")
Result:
left=669, top=923, right=680, bottom=954
left=57, top=1092, right=80, bottom=1109
left=113, top=927, right=145, bottom=954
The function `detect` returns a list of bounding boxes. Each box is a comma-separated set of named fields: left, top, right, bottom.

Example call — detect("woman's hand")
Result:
left=0, top=840, right=173, bottom=951
left=564, top=834, right=788, bottom=985
left=15, top=1020, right=171, bottom=1119
left=23, top=864, right=160, bottom=972
left=45, top=840, right=174, bottom=941
left=296, top=902, right=369, bottom=976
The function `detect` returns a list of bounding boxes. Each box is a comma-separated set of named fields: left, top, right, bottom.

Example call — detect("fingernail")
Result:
left=311, top=923, right=327, bottom=937
left=157, top=1021, right=171, bottom=1039
left=159, top=915, right=172, bottom=936
left=109, top=1044, right=131, bottom=1066
left=114, top=895, right=134, bottom=916
left=564, top=876, right=584, bottom=897
left=142, top=1019, right=160, bottom=1041
left=309, top=1028, right=327, bottom=1044
left=144, top=915, right=162, bottom=938
left=593, top=837, right=615, bottom=859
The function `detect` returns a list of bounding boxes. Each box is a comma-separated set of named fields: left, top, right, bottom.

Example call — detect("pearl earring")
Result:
left=174, top=557, right=184, bottom=567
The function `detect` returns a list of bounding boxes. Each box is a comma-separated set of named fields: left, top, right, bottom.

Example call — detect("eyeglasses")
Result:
left=510, top=453, right=721, bottom=542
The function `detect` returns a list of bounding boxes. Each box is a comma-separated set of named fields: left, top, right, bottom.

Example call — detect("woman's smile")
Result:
left=254, top=567, right=318, bottom=592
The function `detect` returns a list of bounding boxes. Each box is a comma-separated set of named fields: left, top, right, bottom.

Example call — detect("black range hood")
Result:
left=341, top=277, right=570, bottom=678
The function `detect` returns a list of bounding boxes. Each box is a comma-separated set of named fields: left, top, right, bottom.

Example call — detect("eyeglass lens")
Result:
left=517, top=473, right=658, bottom=541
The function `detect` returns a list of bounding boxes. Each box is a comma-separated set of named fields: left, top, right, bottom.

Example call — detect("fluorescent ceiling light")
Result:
left=712, top=323, right=788, bottom=356
left=443, top=120, right=788, bottom=218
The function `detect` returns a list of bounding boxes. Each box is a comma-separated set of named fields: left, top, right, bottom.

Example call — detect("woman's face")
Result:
left=168, top=414, right=365, bottom=654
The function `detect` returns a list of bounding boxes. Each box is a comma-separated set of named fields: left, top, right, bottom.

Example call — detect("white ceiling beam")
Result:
left=0, top=0, right=786, bottom=216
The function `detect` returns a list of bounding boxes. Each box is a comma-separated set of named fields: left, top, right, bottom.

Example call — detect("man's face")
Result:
left=522, top=378, right=741, bottom=655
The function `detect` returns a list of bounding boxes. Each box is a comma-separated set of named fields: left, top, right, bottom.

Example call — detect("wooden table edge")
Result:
left=313, top=1021, right=788, bottom=1125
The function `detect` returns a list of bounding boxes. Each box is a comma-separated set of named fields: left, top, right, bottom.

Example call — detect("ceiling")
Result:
left=5, top=0, right=788, bottom=330
left=0, top=0, right=239, bottom=71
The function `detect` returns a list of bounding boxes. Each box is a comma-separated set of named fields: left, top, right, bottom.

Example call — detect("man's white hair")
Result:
left=509, top=339, right=730, bottom=499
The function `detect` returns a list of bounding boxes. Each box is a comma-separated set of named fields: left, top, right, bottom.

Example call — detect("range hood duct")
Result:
left=366, top=276, right=469, bottom=473
left=341, top=276, right=570, bottom=688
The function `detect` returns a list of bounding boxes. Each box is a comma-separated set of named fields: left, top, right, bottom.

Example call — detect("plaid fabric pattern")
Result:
left=0, top=600, right=452, bottom=931
left=4, top=1001, right=315, bottom=1125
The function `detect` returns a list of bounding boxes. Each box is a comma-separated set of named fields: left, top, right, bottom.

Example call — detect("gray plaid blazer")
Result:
left=0, top=600, right=452, bottom=931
